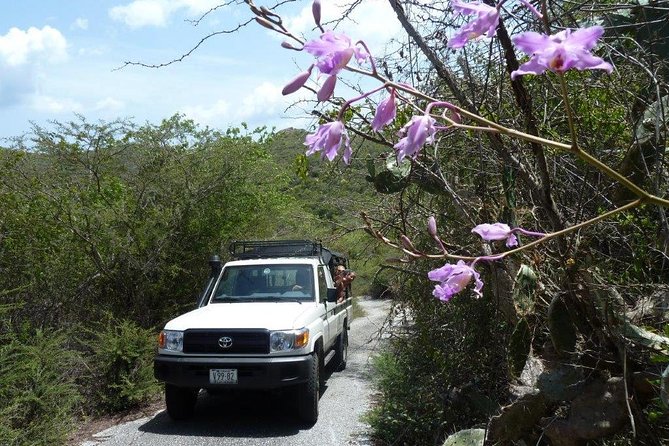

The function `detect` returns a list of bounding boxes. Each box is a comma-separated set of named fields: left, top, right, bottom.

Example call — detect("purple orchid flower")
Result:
left=371, top=89, right=397, bottom=132
left=428, top=260, right=483, bottom=302
left=472, top=223, right=518, bottom=247
left=303, top=31, right=369, bottom=75
left=447, top=0, right=500, bottom=49
left=304, top=120, right=352, bottom=164
left=394, top=114, right=437, bottom=162
left=302, top=31, right=369, bottom=101
left=511, top=26, right=613, bottom=79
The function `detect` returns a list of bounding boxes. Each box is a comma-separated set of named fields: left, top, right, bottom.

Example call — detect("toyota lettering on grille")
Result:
left=218, top=336, right=233, bottom=349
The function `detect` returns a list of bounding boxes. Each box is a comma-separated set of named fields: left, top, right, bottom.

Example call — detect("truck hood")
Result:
left=164, top=302, right=317, bottom=331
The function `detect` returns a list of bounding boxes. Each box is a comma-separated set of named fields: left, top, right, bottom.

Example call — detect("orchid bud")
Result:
left=427, top=216, right=437, bottom=238
left=281, top=40, right=301, bottom=51
left=255, top=17, right=276, bottom=30
left=260, top=6, right=282, bottom=24
left=400, top=235, right=415, bottom=251
left=312, top=0, right=322, bottom=27
left=317, top=74, right=337, bottom=102
left=282, top=66, right=313, bottom=96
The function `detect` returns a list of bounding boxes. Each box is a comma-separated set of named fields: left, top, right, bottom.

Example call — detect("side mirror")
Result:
left=326, top=288, right=337, bottom=303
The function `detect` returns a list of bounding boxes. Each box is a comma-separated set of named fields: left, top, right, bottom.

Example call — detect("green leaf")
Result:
left=373, top=170, right=408, bottom=194
left=508, top=318, right=532, bottom=378
left=547, top=296, right=577, bottom=356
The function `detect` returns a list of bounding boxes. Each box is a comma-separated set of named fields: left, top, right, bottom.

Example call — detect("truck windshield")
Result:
left=211, top=264, right=315, bottom=303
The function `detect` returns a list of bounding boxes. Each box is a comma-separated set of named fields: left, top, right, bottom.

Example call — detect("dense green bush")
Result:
left=0, top=329, right=80, bottom=446
left=79, top=315, right=161, bottom=413
left=366, top=271, right=510, bottom=445
left=0, top=116, right=385, bottom=443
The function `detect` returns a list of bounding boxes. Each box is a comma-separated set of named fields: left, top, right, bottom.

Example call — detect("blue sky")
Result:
left=0, top=0, right=400, bottom=141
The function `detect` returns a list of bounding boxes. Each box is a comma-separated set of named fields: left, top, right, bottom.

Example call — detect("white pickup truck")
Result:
left=154, top=240, right=352, bottom=424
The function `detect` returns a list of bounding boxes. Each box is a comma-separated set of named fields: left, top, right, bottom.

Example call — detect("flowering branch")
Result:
left=248, top=0, right=668, bottom=301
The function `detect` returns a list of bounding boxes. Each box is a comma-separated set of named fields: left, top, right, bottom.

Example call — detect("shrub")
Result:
left=0, top=329, right=80, bottom=446
left=80, top=316, right=161, bottom=413
left=366, top=271, right=510, bottom=445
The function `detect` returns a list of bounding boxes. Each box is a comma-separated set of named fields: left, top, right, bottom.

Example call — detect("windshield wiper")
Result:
left=212, top=297, right=255, bottom=303
left=264, top=297, right=304, bottom=304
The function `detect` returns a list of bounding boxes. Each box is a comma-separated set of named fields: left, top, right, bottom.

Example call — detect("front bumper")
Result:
left=154, top=354, right=312, bottom=389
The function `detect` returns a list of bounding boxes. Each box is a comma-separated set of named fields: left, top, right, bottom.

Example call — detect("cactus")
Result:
left=442, top=428, right=485, bottom=446
left=512, top=264, right=539, bottom=316
left=508, top=317, right=532, bottom=378
left=547, top=295, right=577, bottom=356
left=661, top=364, right=669, bottom=406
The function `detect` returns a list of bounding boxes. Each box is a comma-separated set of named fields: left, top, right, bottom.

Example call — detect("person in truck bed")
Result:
left=334, top=264, right=356, bottom=304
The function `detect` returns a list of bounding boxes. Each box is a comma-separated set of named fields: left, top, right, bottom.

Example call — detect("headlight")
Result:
left=158, top=330, right=184, bottom=352
left=270, top=328, right=309, bottom=352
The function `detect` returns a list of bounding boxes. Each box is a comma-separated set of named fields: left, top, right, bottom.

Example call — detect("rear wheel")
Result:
left=297, top=351, right=320, bottom=424
left=334, top=329, right=348, bottom=371
left=165, top=383, right=198, bottom=420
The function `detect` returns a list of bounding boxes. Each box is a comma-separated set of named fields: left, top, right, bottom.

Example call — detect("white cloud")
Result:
left=72, top=18, right=89, bottom=30
left=94, top=97, right=125, bottom=113
left=109, top=1, right=172, bottom=28
left=239, top=82, right=284, bottom=120
left=31, top=94, right=83, bottom=114
left=179, top=0, right=221, bottom=15
left=109, top=0, right=222, bottom=28
left=183, top=80, right=310, bottom=127
left=182, top=98, right=231, bottom=124
left=0, top=26, right=68, bottom=67
left=78, top=46, right=106, bottom=57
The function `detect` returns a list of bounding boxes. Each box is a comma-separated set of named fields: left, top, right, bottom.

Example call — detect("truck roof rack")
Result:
left=230, top=240, right=321, bottom=259
left=229, top=240, right=348, bottom=271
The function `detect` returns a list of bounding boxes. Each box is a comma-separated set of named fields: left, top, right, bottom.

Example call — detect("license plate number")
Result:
left=209, top=368, right=238, bottom=384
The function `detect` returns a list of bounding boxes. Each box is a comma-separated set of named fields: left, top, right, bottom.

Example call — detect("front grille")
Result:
left=183, top=329, right=269, bottom=354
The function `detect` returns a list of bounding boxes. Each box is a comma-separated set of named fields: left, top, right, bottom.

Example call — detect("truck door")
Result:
left=318, top=266, right=333, bottom=348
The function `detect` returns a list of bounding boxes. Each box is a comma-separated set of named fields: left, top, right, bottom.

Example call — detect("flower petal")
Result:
left=568, top=26, right=605, bottom=51
left=512, top=31, right=550, bottom=54
left=511, top=57, right=549, bottom=79
left=506, top=233, right=519, bottom=248
left=451, top=0, right=495, bottom=15
left=371, top=89, right=397, bottom=132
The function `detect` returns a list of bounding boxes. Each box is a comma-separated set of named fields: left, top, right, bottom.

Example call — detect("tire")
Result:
left=334, top=329, right=348, bottom=371
left=297, top=351, right=320, bottom=424
left=165, top=383, right=198, bottom=420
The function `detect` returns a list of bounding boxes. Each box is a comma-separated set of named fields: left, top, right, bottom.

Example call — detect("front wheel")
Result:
left=165, top=383, right=198, bottom=420
left=297, top=351, right=320, bottom=424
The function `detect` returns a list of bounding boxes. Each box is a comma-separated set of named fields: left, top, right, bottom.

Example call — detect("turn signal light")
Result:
left=295, top=329, right=309, bottom=348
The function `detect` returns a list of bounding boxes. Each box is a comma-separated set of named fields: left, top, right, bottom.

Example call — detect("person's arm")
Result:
left=342, top=272, right=356, bottom=286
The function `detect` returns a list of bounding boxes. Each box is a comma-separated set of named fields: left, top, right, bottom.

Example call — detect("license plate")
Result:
left=209, top=368, right=238, bottom=384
